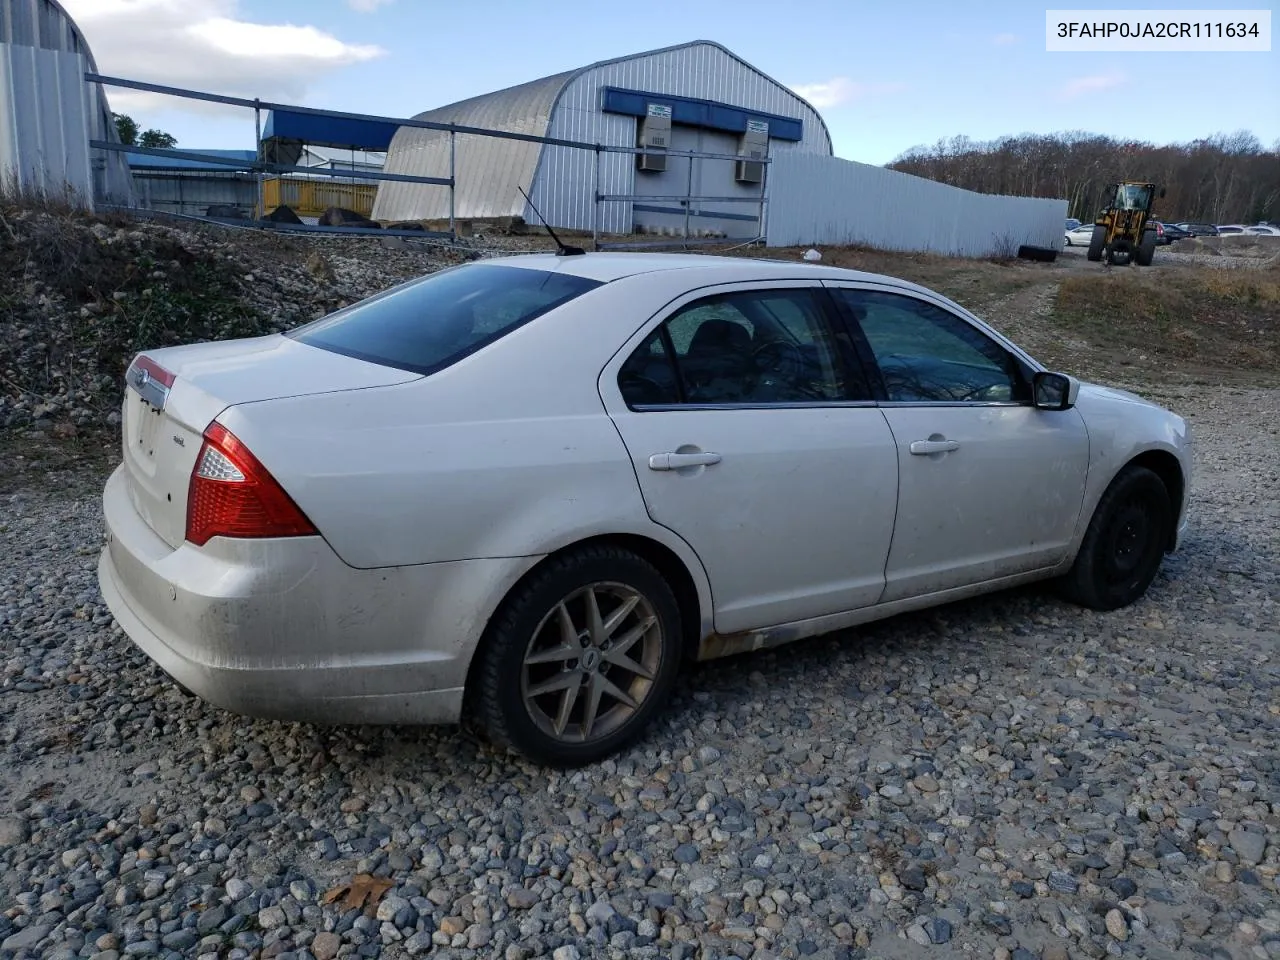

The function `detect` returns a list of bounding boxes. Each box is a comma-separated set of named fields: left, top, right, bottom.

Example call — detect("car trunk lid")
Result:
left=120, top=335, right=419, bottom=549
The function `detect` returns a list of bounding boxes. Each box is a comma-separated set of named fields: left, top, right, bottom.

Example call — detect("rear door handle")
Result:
left=648, top=451, right=722, bottom=471
left=909, top=439, right=960, bottom=455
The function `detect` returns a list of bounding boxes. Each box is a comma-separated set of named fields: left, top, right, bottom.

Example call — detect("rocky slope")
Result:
left=0, top=205, right=485, bottom=434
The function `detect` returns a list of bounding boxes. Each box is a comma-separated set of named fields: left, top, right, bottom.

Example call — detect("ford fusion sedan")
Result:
left=99, top=253, right=1192, bottom=765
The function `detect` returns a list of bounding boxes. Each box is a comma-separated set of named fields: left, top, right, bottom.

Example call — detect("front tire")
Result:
left=1108, top=238, right=1133, bottom=266
left=470, top=545, right=683, bottom=766
left=1087, top=225, right=1105, bottom=262
left=1135, top=229, right=1157, bottom=266
left=1059, top=466, right=1172, bottom=611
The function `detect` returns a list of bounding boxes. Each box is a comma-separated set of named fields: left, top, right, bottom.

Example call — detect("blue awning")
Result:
left=263, top=110, right=400, bottom=152
left=601, top=87, right=803, bottom=142
left=125, top=149, right=257, bottom=171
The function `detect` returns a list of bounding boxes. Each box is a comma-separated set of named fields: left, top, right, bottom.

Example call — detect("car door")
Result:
left=826, top=283, right=1091, bottom=603
left=598, top=282, right=899, bottom=634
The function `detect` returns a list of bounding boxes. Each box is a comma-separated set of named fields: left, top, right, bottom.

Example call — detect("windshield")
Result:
left=1115, top=184, right=1152, bottom=211
left=290, top=263, right=602, bottom=375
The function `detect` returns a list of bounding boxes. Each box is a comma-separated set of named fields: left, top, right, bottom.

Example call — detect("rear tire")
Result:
left=1087, top=226, right=1105, bottom=262
left=1017, top=245, right=1058, bottom=262
left=469, top=545, right=683, bottom=767
left=1058, top=466, right=1172, bottom=611
left=1135, top=229, right=1157, bottom=266
left=1108, top=238, right=1133, bottom=266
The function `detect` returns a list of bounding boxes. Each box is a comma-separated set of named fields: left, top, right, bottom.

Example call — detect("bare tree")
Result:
left=889, top=130, right=1280, bottom=224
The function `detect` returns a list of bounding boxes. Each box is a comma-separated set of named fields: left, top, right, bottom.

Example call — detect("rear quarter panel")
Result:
left=214, top=271, right=730, bottom=577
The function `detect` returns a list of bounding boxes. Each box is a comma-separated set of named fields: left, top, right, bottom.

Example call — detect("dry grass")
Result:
left=1053, top=264, right=1280, bottom=379
left=739, top=244, right=1045, bottom=310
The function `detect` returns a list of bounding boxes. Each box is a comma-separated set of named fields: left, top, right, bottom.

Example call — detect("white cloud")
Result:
left=59, top=0, right=385, bottom=115
left=347, top=0, right=395, bottom=10
left=1059, top=71, right=1127, bottom=100
left=789, top=77, right=907, bottom=110
left=992, top=32, right=1019, bottom=45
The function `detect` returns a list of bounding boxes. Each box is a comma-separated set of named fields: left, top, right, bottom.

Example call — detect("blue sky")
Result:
left=65, top=0, right=1278, bottom=164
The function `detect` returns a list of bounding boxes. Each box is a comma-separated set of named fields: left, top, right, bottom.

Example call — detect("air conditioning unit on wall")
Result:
left=636, top=103, right=671, bottom=173
left=735, top=120, right=769, bottom=183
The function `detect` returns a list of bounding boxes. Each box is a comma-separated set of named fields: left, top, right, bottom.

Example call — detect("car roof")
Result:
left=477, top=251, right=933, bottom=293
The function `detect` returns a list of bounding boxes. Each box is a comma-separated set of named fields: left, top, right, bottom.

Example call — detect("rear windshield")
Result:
left=290, top=263, right=602, bottom=375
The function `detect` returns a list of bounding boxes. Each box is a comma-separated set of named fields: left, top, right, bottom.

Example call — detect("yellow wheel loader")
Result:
left=1086, top=182, right=1166, bottom=266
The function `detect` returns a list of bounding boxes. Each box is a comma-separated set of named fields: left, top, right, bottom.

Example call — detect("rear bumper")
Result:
left=98, top=464, right=538, bottom=725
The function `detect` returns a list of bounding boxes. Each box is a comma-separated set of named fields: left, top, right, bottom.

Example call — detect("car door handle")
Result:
left=648, top=451, right=722, bottom=471
left=909, top=439, right=960, bottom=455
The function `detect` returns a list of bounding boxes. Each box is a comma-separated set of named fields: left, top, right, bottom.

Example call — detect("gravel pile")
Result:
left=1162, top=237, right=1279, bottom=270
left=0, top=206, right=536, bottom=434
left=2, top=367, right=1277, bottom=960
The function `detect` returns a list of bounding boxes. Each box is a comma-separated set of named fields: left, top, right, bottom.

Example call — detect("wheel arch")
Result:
left=1125, top=449, right=1185, bottom=550
left=461, top=532, right=709, bottom=702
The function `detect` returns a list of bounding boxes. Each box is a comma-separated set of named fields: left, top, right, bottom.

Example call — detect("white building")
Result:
left=373, top=41, right=832, bottom=239
left=296, top=145, right=386, bottom=177
left=0, top=0, right=132, bottom=206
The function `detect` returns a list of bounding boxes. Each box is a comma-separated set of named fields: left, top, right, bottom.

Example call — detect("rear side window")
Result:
left=290, top=264, right=602, bottom=375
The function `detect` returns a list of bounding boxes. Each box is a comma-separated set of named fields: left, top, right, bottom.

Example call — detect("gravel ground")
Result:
left=2, top=378, right=1278, bottom=960
left=1057, top=242, right=1268, bottom=271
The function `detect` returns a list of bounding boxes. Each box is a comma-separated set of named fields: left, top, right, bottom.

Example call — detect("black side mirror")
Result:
left=1033, top=371, right=1075, bottom=411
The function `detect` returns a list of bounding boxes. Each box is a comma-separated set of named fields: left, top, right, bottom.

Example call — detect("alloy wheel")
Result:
left=520, top=582, right=664, bottom=743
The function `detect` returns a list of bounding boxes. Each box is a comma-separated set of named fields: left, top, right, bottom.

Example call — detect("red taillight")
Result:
left=126, top=354, right=176, bottom=411
left=133, top=355, right=175, bottom=388
left=186, top=423, right=317, bottom=546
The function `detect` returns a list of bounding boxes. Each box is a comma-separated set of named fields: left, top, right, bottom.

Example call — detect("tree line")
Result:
left=888, top=131, right=1280, bottom=225
left=113, top=113, right=178, bottom=150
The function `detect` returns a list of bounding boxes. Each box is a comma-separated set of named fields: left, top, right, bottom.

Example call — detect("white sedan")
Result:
left=99, top=253, right=1192, bottom=765
left=1063, top=224, right=1095, bottom=246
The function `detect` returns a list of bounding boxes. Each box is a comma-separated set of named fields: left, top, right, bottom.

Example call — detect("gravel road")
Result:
left=2, top=384, right=1277, bottom=960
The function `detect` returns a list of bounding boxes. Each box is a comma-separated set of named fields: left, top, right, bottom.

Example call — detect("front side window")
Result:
left=291, top=264, right=601, bottom=375
left=833, top=289, right=1027, bottom=403
left=618, top=288, right=863, bottom=407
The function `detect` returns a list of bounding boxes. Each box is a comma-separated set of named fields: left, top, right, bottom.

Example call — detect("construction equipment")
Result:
left=1087, top=182, right=1166, bottom=266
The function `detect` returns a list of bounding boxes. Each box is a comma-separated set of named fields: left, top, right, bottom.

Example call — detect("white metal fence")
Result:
left=766, top=153, right=1067, bottom=256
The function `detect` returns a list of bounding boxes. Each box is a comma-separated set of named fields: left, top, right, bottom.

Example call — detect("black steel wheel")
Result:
left=469, top=545, right=683, bottom=766
left=1059, top=465, right=1172, bottom=611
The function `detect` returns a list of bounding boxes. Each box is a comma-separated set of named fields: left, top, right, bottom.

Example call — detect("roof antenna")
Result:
left=518, top=185, right=585, bottom=256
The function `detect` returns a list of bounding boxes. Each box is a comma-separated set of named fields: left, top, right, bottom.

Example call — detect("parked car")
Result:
left=1154, top=222, right=1192, bottom=244
left=1064, top=224, right=1095, bottom=246
left=1174, top=222, right=1219, bottom=237
left=1217, top=225, right=1246, bottom=235
left=1243, top=225, right=1280, bottom=236
left=98, top=254, right=1192, bottom=765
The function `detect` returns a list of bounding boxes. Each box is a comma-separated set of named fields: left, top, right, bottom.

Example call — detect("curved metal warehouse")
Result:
left=0, top=0, right=132, bottom=205
left=372, top=41, right=833, bottom=238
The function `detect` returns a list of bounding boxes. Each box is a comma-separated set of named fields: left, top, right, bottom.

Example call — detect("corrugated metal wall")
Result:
left=628, top=126, right=763, bottom=239
left=1, top=0, right=86, bottom=51
left=373, top=42, right=830, bottom=231
left=532, top=42, right=830, bottom=234
left=0, top=43, right=92, bottom=200
left=766, top=153, right=1067, bottom=256
left=0, top=0, right=132, bottom=206
left=131, top=173, right=259, bottom=217
left=371, top=71, right=572, bottom=222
